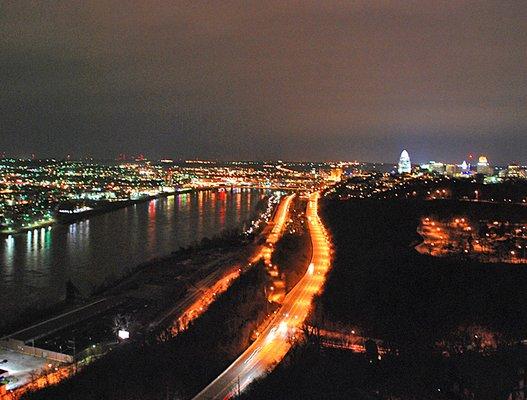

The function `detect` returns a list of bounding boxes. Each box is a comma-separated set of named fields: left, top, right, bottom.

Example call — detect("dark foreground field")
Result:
left=243, top=198, right=527, bottom=399
left=317, top=198, right=527, bottom=346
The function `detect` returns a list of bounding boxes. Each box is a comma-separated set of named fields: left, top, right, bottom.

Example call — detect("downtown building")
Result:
left=398, top=150, right=412, bottom=174
left=476, top=156, right=493, bottom=176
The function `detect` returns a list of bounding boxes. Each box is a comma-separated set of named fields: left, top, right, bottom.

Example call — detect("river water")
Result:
left=0, top=189, right=266, bottom=324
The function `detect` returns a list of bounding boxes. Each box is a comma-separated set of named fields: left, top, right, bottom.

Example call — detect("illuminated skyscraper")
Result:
left=506, top=164, right=527, bottom=179
left=476, top=155, right=493, bottom=175
left=329, top=168, right=343, bottom=182
left=427, top=161, right=445, bottom=175
left=445, top=164, right=459, bottom=177
left=398, top=150, right=411, bottom=174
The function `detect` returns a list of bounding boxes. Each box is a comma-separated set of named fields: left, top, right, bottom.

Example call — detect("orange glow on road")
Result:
left=1, top=365, right=74, bottom=400
left=193, top=192, right=332, bottom=400
left=3, top=195, right=296, bottom=400
left=166, top=194, right=295, bottom=336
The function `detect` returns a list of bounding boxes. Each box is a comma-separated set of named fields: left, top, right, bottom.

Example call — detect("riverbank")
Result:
left=18, top=194, right=296, bottom=400
left=20, top=259, right=274, bottom=400
left=0, top=194, right=286, bottom=398
left=1, top=189, right=273, bottom=335
left=0, top=188, right=199, bottom=236
left=0, top=227, right=251, bottom=336
left=1, top=185, right=289, bottom=236
left=0, top=217, right=55, bottom=236
left=0, top=201, right=276, bottom=396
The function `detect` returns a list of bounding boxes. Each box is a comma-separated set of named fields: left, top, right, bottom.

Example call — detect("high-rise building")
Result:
left=476, top=155, right=493, bottom=176
left=506, top=164, right=527, bottom=179
left=427, top=161, right=445, bottom=175
left=398, top=150, right=412, bottom=174
left=445, top=164, right=459, bottom=177
left=329, top=168, right=343, bottom=182
left=458, top=160, right=473, bottom=178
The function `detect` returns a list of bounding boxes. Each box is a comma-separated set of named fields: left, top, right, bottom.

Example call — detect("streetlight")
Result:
left=118, top=330, right=130, bottom=340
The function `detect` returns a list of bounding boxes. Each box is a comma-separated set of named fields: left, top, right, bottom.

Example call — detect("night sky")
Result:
left=2, top=1, right=526, bottom=164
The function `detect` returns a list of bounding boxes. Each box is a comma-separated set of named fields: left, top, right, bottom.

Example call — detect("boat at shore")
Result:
left=0, top=188, right=200, bottom=235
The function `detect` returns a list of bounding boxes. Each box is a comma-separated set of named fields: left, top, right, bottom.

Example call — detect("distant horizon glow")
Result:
left=1, top=153, right=525, bottom=167
left=1, top=2, right=526, bottom=164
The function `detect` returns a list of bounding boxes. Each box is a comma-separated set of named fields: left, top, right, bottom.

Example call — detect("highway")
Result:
left=1, top=298, right=121, bottom=342
left=193, top=192, right=331, bottom=400
left=257, top=193, right=295, bottom=266
left=149, top=193, right=295, bottom=333
left=0, top=194, right=296, bottom=398
left=2, top=195, right=294, bottom=350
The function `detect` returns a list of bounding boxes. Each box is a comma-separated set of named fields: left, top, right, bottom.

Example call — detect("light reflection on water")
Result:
left=0, top=189, right=265, bottom=321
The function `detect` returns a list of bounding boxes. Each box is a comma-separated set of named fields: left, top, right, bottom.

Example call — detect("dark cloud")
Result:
left=1, top=1, right=526, bottom=163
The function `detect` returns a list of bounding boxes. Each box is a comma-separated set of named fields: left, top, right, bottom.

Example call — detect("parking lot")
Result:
left=0, top=348, right=50, bottom=390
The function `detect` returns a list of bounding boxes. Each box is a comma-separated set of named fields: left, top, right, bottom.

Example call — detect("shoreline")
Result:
left=0, top=192, right=178, bottom=237
left=0, top=186, right=250, bottom=237
left=0, top=190, right=273, bottom=336
left=0, top=229, right=248, bottom=337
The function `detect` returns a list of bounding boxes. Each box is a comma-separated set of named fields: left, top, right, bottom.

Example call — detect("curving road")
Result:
left=193, top=192, right=331, bottom=400
left=149, top=193, right=295, bottom=332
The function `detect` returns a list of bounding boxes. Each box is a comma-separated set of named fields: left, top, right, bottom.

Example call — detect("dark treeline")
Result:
left=412, top=198, right=527, bottom=223
left=240, top=339, right=527, bottom=400
left=271, top=198, right=311, bottom=292
left=24, top=261, right=271, bottom=400
left=382, top=176, right=527, bottom=203
left=2, top=196, right=270, bottom=336
left=241, top=198, right=527, bottom=399
left=317, top=198, right=527, bottom=347
left=240, top=341, right=374, bottom=400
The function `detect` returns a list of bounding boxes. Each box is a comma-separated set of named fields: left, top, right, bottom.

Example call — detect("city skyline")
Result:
left=0, top=151, right=524, bottom=167
left=2, top=3, right=527, bottom=399
left=2, top=2, right=526, bottom=164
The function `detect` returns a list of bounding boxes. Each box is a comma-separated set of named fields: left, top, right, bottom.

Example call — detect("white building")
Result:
left=476, top=156, right=493, bottom=176
left=398, top=150, right=412, bottom=174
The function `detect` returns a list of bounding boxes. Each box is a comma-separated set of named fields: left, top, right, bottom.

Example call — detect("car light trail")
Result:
left=146, top=195, right=297, bottom=339
left=2, top=195, right=296, bottom=399
left=193, top=192, right=331, bottom=400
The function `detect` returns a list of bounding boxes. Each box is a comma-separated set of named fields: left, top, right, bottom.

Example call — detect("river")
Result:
left=0, top=189, right=267, bottom=325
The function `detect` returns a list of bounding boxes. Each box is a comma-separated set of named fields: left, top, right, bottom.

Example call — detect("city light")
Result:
left=194, top=192, right=332, bottom=399
left=118, top=330, right=130, bottom=340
